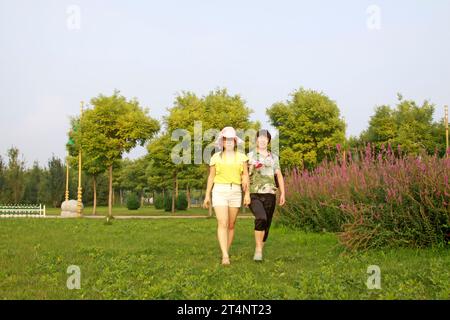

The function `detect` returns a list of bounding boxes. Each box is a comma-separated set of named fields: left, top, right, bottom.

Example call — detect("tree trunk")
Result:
left=108, top=165, right=113, bottom=218
left=172, top=171, right=177, bottom=213
left=187, top=185, right=191, bottom=209
left=141, top=190, right=144, bottom=207
left=92, top=175, right=97, bottom=215
left=119, top=189, right=123, bottom=206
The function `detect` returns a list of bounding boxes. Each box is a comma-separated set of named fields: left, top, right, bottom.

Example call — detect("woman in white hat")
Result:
left=203, top=126, right=251, bottom=265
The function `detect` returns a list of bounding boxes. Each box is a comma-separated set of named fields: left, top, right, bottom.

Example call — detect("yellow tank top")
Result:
left=209, top=151, right=249, bottom=184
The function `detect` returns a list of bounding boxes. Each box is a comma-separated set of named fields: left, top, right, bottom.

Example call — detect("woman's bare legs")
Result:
left=214, top=206, right=230, bottom=263
left=255, top=230, right=265, bottom=254
left=227, top=207, right=240, bottom=252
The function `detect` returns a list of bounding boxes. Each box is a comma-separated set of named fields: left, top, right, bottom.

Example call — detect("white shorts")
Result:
left=212, top=183, right=242, bottom=208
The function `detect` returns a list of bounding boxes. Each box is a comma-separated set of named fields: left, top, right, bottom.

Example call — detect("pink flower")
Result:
left=252, top=160, right=263, bottom=169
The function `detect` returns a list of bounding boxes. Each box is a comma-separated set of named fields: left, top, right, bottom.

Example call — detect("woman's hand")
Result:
left=203, top=195, right=211, bottom=209
left=279, top=192, right=286, bottom=206
left=243, top=193, right=251, bottom=207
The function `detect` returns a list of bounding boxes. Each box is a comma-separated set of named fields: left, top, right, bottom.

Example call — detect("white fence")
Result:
left=0, top=204, right=46, bottom=218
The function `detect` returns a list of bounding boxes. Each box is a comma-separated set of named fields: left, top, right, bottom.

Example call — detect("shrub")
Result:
left=159, top=192, right=189, bottom=211
left=126, top=193, right=140, bottom=210
left=154, top=194, right=164, bottom=210
left=164, top=193, right=172, bottom=212
left=176, top=192, right=188, bottom=210
left=278, top=143, right=450, bottom=250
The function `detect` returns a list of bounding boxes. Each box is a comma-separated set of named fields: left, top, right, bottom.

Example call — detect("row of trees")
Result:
left=0, top=147, right=178, bottom=209
left=353, top=94, right=447, bottom=156
left=0, top=148, right=65, bottom=206
left=1, top=88, right=447, bottom=214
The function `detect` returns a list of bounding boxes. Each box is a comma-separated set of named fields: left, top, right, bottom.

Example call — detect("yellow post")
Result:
left=77, top=101, right=84, bottom=216
left=445, top=105, right=448, bottom=158
left=65, top=154, right=69, bottom=202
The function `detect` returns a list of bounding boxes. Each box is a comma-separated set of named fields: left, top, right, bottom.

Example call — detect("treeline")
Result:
left=0, top=148, right=172, bottom=209
left=1, top=88, right=447, bottom=211
left=0, top=148, right=65, bottom=206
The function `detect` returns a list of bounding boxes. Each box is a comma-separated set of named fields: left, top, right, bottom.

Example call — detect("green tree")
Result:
left=148, top=88, right=258, bottom=213
left=77, top=90, right=160, bottom=218
left=0, top=155, right=5, bottom=202
left=116, top=157, right=149, bottom=207
left=23, top=161, right=43, bottom=204
left=359, top=105, right=397, bottom=150
left=393, top=97, right=436, bottom=155
left=360, top=95, right=445, bottom=156
left=147, top=133, right=178, bottom=212
left=430, top=119, right=448, bottom=157
left=267, top=88, right=346, bottom=169
left=67, top=116, right=108, bottom=214
left=44, top=155, right=65, bottom=207
left=4, top=147, right=26, bottom=203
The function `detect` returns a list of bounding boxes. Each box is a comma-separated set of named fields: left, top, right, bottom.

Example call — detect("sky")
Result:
left=1, top=0, right=450, bottom=167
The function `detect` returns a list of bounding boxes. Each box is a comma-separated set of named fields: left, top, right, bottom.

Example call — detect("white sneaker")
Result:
left=253, top=251, right=263, bottom=261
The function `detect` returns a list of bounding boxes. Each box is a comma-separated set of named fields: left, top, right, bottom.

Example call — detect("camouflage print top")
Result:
left=247, top=150, right=281, bottom=194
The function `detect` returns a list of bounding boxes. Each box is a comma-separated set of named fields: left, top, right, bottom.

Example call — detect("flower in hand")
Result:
left=253, top=160, right=263, bottom=169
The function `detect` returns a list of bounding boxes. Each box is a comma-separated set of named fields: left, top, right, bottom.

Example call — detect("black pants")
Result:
left=249, top=193, right=276, bottom=242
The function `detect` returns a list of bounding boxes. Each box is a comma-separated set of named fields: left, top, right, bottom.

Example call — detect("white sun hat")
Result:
left=214, top=126, right=244, bottom=148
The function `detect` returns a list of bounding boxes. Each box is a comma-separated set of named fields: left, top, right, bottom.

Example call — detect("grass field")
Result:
left=0, top=217, right=449, bottom=299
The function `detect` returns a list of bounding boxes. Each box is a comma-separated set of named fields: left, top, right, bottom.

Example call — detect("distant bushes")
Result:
left=126, top=193, right=140, bottom=210
left=154, top=192, right=189, bottom=211
left=176, top=192, right=188, bottom=210
left=278, top=143, right=450, bottom=250
left=164, top=193, right=172, bottom=212
left=154, top=195, right=164, bottom=209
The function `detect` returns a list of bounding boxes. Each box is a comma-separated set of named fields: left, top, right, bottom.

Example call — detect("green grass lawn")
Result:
left=45, top=205, right=253, bottom=216
left=0, top=218, right=449, bottom=299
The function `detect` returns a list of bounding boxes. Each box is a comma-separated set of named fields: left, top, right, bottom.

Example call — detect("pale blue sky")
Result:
left=1, top=0, right=449, bottom=167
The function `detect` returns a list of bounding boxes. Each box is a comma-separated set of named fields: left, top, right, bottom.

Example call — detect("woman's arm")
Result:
left=203, top=165, right=216, bottom=208
left=275, top=168, right=285, bottom=206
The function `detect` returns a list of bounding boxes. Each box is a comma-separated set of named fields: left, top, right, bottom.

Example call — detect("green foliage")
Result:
left=153, top=194, right=164, bottom=209
left=359, top=95, right=446, bottom=156
left=23, top=161, right=42, bottom=204
left=0, top=155, right=5, bottom=202
left=74, top=90, right=160, bottom=216
left=176, top=192, right=188, bottom=210
left=79, top=91, right=160, bottom=168
left=147, top=88, right=258, bottom=212
left=267, top=88, right=346, bottom=170
left=126, top=193, right=140, bottom=210
left=44, top=156, right=65, bottom=208
left=164, top=193, right=172, bottom=212
left=3, top=147, right=26, bottom=203
left=115, top=157, right=149, bottom=194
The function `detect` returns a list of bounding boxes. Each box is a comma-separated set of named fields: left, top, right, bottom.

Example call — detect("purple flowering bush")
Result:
left=278, top=143, right=450, bottom=250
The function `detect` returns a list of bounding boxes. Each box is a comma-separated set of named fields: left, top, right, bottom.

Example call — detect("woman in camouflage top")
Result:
left=247, top=129, right=285, bottom=261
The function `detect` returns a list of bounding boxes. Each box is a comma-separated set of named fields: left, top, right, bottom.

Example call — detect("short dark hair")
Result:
left=256, top=129, right=271, bottom=143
